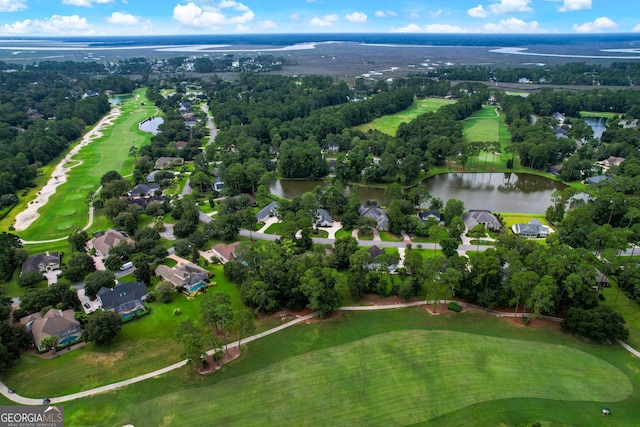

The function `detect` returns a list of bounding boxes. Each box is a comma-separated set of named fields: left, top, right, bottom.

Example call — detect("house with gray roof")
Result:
left=21, top=252, right=61, bottom=274
left=98, top=281, right=148, bottom=316
left=129, top=183, right=160, bottom=197
left=316, top=209, right=333, bottom=227
left=511, top=218, right=551, bottom=238
left=255, top=201, right=279, bottom=222
left=154, top=262, right=209, bottom=289
left=154, top=157, right=184, bottom=170
left=418, top=210, right=445, bottom=225
left=358, top=204, right=389, bottom=231
left=463, top=210, right=502, bottom=232
left=585, top=175, right=610, bottom=185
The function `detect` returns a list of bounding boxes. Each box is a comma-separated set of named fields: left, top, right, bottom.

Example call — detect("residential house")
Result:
left=98, top=281, right=148, bottom=316
left=175, top=140, right=188, bottom=150
left=462, top=210, right=502, bottom=231
left=552, top=112, right=566, bottom=124
left=366, top=245, right=398, bottom=272
left=211, top=242, right=240, bottom=263
left=213, top=177, right=224, bottom=192
left=178, top=101, right=192, bottom=113
left=87, top=229, right=134, bottom=258
left=129, top=195, right=166, bottom=210
left=358, top=204, right=389, bottom=231
left=595, top=270, right=610, bottom=289
left=21, top=252, right=61, bottom=274
left=316, top=209, right=333, bottom=227
left=552, top=127, right=569, bottom=139
left=418, top=210, right=445, bottom=225
left=129, top=183, right=160, bottom=197
left=511, top=218, right=551, bottom=238
left=154, top=157, right=184, bottom=170
left=21, top=309, right=82, bottom=351
left=619, top=119, right=638, bottom=129
left=146, top=170, right=161, bottom=183
left=548, top=164, right=563, bottom=177
left=598, top=156, right=625, bottom=169
left=256, top=201, right=279, bottom=223
left=154, top=261, right=209, bottom=290
left=585, top=175, right=610, bottom=185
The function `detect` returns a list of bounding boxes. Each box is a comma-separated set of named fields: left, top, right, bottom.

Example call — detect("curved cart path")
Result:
left=1, top=301, right=638, bottom=405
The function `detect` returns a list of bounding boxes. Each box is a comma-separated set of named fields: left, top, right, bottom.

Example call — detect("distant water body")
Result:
left=1, top=33, right=640, bottom=59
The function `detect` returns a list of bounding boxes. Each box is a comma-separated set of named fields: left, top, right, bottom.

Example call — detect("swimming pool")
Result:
left=58, top=335, right=79, bottom=346
left=188, top=282, right=207, bottom=293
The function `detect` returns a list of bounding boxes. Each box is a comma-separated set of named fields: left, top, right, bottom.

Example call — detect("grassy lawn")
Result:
left=263, top=223, right=283, bottom=235
left=311, top=229, right=329, bottom=238
left=357, top=232, right=374, bottom=241
left=354, top=97, right=456, bottom=136
left=56, top=309, right=640, bottom=426
left=580, top=111, right=622, bottom=119
left=462, top=106, right=512, bottom=170
left=334, top=228, right=352, bottom=239
left=3, top=264, right=244, bottom=397
left=15, top=89, right=157, bottom=241
left=498, top=212, right=550, bottom=231
left=602, top=283, right=640, bottom=351
left=379, top=231, right=403, bottom=242
left=414, top=248, right=444, bottom=259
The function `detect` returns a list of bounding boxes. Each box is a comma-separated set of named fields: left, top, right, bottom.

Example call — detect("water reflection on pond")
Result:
left=583, top=117, right=608, bottom=139
left=108, top=94, right=132, bottom=106
left=269, top=173, right=566, bottom=214
left=139, top=117, right=164, bottom=134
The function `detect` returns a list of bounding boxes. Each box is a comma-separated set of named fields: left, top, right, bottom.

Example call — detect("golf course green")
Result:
left=355, top=97, right=455, bottom=135
left=54, top=309, right=640, bottom=426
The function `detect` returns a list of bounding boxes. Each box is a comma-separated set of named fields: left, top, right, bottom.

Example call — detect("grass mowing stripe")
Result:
left=109, top=329, right=630, bottom=426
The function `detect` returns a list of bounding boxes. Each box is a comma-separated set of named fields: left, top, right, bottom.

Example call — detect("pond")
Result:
left=269, top=173, right=567, bottom=214
left=139, top=117, right=164, bottom=134
left=108, top=94, right=133, bottom=106
left=583, top=117, right=608, bottom=139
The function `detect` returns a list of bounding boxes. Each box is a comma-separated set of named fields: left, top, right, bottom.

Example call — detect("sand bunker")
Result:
left=13, top=108, right=122, bottom=231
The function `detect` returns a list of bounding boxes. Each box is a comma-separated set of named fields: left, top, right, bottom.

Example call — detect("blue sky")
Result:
left=0, top=0, right=637, bottom=36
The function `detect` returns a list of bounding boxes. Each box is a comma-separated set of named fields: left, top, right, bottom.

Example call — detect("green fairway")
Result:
left=15, top=89, right=158, bottom=241
left=462, top=106, right=513, bottom=170
left=355, top=97, right=455, bottom=136
left=580, top=111, right=622, bottom=119
left=54, top=309, right=640, bottom=426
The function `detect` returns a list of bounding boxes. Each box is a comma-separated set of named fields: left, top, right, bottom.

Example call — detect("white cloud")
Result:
left=489, top=0, right=533, bottom=15
left=257, top=20, right=277, bottom=29
left=633, top=24, right=640, bottom=33
left=345, top=12, right=367, bottom=23
left=375, top=10, right=397, bottom=18
left=62, top=0, right=115, bottom=6
left=559, top=0, right=591, bottom=12
left=468, top=5, right=488, bottom=18
left=173, top=1, right=254, bottom=28
left=394, top=23, right=468, bottom=33
left=393, top=18, right=543, bottom=34
left=483, top=17, right=540, bottom=32
left=106, top=12, right=139, bottom=26
left=310, top=14, right=338, bottom=27
left=572, top=16, right=616, bottom=33
left=0, top=0, right=27, bottom=12
left=290, top=13, right=300, bottom=20
left=406, top=12, right=420, bottom=20
left=429, top=9, right=443, bottom=18
left=0, top=14, right=93, bottom=35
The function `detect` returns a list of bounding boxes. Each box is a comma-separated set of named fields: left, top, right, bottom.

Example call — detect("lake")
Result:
left=108, top=94, right=132, bottom=106
left=269, top=173, right=567, bottom=214
left=583, top=117, right=608, bottom=139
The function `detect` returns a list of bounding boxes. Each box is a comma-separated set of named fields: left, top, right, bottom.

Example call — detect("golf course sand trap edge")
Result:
left=13, top=108, right=122, bottom=231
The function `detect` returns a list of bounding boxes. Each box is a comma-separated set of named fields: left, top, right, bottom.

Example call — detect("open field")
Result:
left=580, top=111, right=622, bottom=119
left=354, top=97, right=455, bottom=135
left=53, top=308, right=640, bottom=426
left=13, top=89, right=157, bottom=241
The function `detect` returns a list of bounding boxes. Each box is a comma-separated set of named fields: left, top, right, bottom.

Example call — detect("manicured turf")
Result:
left=263, top=223, right=283, bottom=234
left=498, top=212, right=550, bottom=231
left=55, top=309, right=640, bottom=426
left=334, top=229, right=352, bottom=239
left=379, top=231, right=403, bottom=242
left=462, top=106, right=513, bottom=170
left=580, top=111, right=622, bottom=119
left=15, top=89, right=158, bottom=241
left=2, top=264, right=242, bottom=397
left=355, top=98, right=456, bottom=135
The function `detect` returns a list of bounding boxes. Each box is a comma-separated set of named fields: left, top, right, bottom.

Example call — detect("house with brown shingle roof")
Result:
left=211, top=242, right=240, bottom=263
left=155, top=261, right=209, bottom=289
left=21, top=309, right=82, bottom=351
left=87, top=229, right=134, bottom=258
left=154, top=157, right=184, bottom=170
